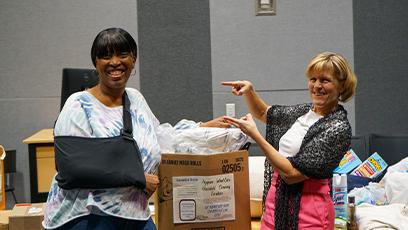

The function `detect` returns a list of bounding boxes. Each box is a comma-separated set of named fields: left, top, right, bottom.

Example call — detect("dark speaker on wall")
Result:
left=60, top=68, right=99, bottom=111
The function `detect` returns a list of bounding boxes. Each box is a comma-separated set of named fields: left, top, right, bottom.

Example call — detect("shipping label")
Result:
left=172, top=174, right=235, bottom=223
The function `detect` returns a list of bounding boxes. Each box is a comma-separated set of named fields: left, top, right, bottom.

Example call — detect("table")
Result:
left=23, top=129, right=55, bottom=203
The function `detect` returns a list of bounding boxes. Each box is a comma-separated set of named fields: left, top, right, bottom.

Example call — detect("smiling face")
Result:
left=305, top=52, right=356, bottom=115
left=95, top=52, right=135, bottom=91
left=308, top=71, right=343, bottom=115
left=91, top=28, right=137, bottom=95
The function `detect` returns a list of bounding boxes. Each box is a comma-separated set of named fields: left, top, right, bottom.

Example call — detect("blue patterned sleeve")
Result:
left=54, top=92, right=92, bottom=137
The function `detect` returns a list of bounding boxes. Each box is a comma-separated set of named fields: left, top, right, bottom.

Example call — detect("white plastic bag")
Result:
left=379, top=157, right=408, bottom=204
left=156, top=119, right=248, bottom=154
left=175, top=127, right=248, bottom=154
left=382, top=171, right=408, bottom=204
left=348, top=182, right=387, bottom=205
left=355, top=203, right=408, bottom=230
left=156, top=123, right=177, bottom=153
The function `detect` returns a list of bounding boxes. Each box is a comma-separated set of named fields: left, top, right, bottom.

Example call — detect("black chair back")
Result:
left=350, top=135, right=369, bottom=160
left=368, top=134, right=408, bottom=166
left=4, top=150, right=16, bottom=174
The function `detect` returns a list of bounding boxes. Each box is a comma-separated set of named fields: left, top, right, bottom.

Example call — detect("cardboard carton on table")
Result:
left=8, top=203, right=45, bottom=230
left=157, top=150, right=251, bottom=230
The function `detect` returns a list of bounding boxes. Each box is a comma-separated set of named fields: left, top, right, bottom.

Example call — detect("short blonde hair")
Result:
left=306, top=52, right=357, bottom=102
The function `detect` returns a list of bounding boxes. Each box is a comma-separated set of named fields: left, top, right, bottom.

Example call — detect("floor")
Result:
left=251, top=218, right=262, bottom=229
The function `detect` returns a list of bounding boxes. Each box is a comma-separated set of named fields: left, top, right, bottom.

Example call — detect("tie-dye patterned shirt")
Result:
left=43, top=88, right=161, bottom=229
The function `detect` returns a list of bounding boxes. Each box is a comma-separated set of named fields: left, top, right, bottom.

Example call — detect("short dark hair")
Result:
left=90, top=28, right=137, bottom=67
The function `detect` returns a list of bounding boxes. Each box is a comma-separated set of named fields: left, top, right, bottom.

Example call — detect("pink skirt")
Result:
left=261, top=170, right=334, bottom=230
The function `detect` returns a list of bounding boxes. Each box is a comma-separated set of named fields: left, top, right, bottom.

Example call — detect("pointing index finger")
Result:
left=221, top=81, right=238, bottom=86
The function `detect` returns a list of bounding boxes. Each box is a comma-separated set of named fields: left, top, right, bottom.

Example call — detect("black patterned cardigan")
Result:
left=263, top=103, right=351, bottom=229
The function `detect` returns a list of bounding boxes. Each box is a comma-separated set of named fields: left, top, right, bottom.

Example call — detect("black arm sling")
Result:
left=54, top=91, right=146, bottom=190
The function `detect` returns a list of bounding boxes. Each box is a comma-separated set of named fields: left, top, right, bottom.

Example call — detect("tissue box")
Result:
left=333, top=149, right=362, bottom=174
left=350, top=152, right=388, bottom=179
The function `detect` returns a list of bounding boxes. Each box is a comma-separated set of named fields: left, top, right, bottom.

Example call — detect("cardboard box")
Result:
left=0, top=210, right=12, bottom=230
left=157, top=150, right=251, bottom=230
left=9, top=203, right=45, bottom=230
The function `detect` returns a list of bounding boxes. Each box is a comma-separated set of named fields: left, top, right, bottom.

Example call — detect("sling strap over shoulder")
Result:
left=54, top=91, right=146, bottom=190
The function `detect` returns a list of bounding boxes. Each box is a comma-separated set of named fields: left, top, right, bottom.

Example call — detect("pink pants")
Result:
left=261, top=171, right=334, bottom=230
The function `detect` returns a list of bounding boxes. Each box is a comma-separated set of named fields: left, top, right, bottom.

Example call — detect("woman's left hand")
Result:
left=144, top=173, right=159, bottom=198
left=223, top=113, right=260, bottom=139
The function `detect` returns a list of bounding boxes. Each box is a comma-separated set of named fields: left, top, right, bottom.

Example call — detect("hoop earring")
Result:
left=131, top=67, right=137, bottom=76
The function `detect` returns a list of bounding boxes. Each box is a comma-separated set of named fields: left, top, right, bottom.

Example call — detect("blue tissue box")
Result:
left=333, top=149, right=362, bottom=174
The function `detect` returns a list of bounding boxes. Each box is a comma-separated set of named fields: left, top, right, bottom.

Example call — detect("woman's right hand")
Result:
left=144, top=173, right=159, bottom=198
left=222, top=80, right=253, bottom=96
left=223, top=113, right=260, bottom=140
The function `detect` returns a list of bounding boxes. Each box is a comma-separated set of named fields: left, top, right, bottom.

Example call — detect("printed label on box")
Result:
left=172, top=174, right=235, bottom=223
